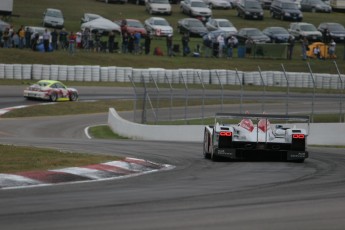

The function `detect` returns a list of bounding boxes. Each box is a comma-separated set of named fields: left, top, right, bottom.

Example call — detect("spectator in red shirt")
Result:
left=68, top=31, right=76, bottom=55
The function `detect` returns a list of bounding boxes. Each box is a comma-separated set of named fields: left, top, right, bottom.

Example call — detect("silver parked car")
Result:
left=42, top=8, right=64, bottom=29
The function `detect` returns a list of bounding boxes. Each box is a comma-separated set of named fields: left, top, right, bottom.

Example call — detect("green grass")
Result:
left=89, top=125, right=128, bottom=139
left=0, top=144, right=122, bottom=173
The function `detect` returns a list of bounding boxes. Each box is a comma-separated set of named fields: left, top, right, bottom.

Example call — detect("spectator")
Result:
left=68, top=31, right=76, bottom=55
left=31, top=33, right=39, bottom=51
left=12, top=32, right=19, bottom=48
left=287, top=35, right=295, bottom=60
left=301, top=37, right=309, bottom=60
left=144, top=32, right=151, bottom=55
left=134, top=31, right=141, bottom=54
left=59, top=28, right=68, bottom=50
left=51, top=29, right=58, bottom=51
left=76, top=32, right=82, bottom=49
left=226, top=36, right=237, bottom=59
left=82, top=28, right=90, bottom=50
left=42, top=29, right=51, bottom=52
left=25, top=27, right=32, bottom=48
left=182, top=33, right=190, bottom=57
left=0, top=30, right=2, bottom=47
left=166, top=34, right=173, bottom=57
left=245, top=38, right=254, bottom=57
left=122, top=32, right=129, bottom=54
left=18, top=25, right=25, bottom=49
left=217, top=34, right=225, bottom=58
left=108, top=31, right=115, bottom=53
left=203, top=34, right=212, bottom=58
left=322, top=28, right=330, bottom=44
left=128, top=33, right=134, bottom=53
left=100, top=33, right=108, bottom=52
left=313, top=45, right=321, bottom=59
left=2, top=28, right=10, bottom=48
left=328, top=39, right=336, bottom=59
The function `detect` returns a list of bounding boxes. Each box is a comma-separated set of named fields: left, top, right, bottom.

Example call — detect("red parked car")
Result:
left=114, top=19, right=147, bottom=36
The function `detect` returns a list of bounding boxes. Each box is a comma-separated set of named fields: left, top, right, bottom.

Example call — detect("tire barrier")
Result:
left=0, top=63, right=344, bottom=90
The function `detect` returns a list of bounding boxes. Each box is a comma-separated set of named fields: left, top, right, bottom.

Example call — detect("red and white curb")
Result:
left=0, top=157, right=174, bottom=190
left=0, top=105, right=31, bottom=116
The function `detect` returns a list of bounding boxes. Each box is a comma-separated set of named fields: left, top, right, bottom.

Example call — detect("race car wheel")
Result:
left=203, top=144, right=211, bottom=159
left=69, top=92, right=78, bottom=101
left=49, top=92, right=58, bottom=102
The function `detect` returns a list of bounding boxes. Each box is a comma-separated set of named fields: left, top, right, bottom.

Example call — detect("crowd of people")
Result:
left=0, top=24, right=339, bottom=60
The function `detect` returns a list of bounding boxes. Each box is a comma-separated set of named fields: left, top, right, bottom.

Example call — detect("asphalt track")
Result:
left=1, top=86, right=345, bottom=229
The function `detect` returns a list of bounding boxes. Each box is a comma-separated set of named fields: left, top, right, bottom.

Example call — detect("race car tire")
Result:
left=203, top=145, right=211, bottom=159
left=69, top=92, right=78, bottom=101
left=293, top=159, right=305, bottom=163
left=49, top=92, right=58, bottom=102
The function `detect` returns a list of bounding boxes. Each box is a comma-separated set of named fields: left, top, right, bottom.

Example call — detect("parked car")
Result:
left=180, top=0, right=212, bottom=23
left=177, top=18, right=208, bottom=37
left=204, top=0, right=232, bottom=9
left=42, top=8, right=64, bottom=29
left=237, top=28, right=271, bottom=44
left=80, top=13, right=102, bottom=24
left=205, top=18, right=237, bottom=36
left=128, top=0, right=145, bottom=4
left=100, top=0, right=127, bottom=3
left=114, top=19, right=147, bottom=36
left=236, top=0, right=264, bottom=20
left=288, top=22, right=322, bottom=41
left=262, top=26, right=291, bottom=43
left=260, top=0, right=273, bottom=9
left=23, top=80, right=78, bottom=102
left=317, top=22, right=345, bottom=42
left=145, top=0, right=172, bottom=15
left=270, top=0, right=303, bottom=21
left=300, top=0, right=332, bottom=12
left=144, top=17, right=173, bottom=36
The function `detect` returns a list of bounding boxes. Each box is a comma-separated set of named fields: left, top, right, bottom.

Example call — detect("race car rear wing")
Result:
left=214, top=113, right=310, bottom=134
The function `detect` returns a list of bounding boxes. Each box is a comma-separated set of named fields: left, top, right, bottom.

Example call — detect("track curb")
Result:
left=0, top=157, right=174, bottom=189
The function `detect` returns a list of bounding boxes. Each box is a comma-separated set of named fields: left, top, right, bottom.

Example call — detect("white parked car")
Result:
left=144, top=17, right=173, bottom=36
left=204, top=0, right=232, bottom=9
left=180, top=0, right=212, bottom=22
left=42, top=8, right=64, bottom=29
left=205, top=18, right=237, bottom=36
left=145, top=0, right=172, bottom=15
left=288, top=22, right=322, bottom=42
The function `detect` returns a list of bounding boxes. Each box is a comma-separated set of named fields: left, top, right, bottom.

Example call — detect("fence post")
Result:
left=179, top=71, right=188, bottom=123
left=235, top=68, right=243, bottom=113
left=215, top=71, right=224, bottom=112
left=258, top=66, right=266, bottom=113
left=333, top=60, right=344, bottom=122
left=128, top=74, right=138, bottom=122
left=281, top=64, right=290, bottom=116
left=164, top=72, right=173, bottom=121
left=307, top=62, right=316, bottom=123
left=149, top=71, right=160, bottom=124
left=196, top=71, right=205, bottom=123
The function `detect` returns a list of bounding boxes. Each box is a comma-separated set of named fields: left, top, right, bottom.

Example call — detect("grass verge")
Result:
left=0, top=144, right=122, bottom=173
